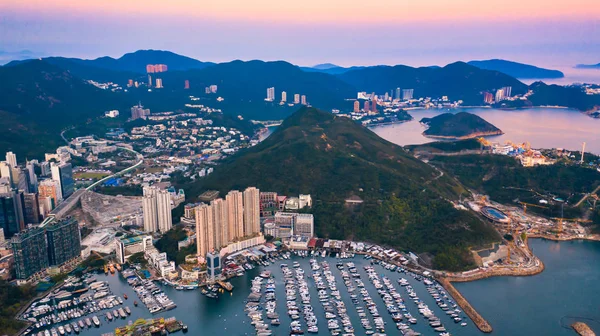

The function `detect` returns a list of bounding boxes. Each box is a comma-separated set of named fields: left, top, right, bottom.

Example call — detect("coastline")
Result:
left=422, top=130, right=504, bottom=140
left=438, top=236, right=600, bottom=333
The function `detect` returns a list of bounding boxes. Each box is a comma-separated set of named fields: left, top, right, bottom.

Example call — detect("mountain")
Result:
left=300, top=64, right=368, bottom=75
left=312, top=63, right=341, bottom=70
left=575, top=62, right=600, bottom=69
left=4, top=49, right=215, bottom=80
left=467, top=59, right=564, bottom=79
left=527, top=82, right=600, bottom=112
left=0, top=60, right=130, bottom=158
left=338, top=62, right=528, bottom=104
left=420, top=112, right=503, bottom=139
left=158, top=60, right=357, bottom=119
left=189, top=107, right=499, bottom=270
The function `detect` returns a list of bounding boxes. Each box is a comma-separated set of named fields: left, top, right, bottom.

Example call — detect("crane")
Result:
left=550, top=217, right=592, bottom=235
left=518, top=201, right=548, bottom=214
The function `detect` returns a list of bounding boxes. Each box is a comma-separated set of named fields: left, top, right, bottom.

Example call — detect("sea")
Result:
left=78, top=239, right=599, bottom=335
left=370, top=107, right=600, bottom=155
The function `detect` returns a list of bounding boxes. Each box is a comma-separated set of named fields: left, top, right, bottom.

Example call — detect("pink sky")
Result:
left=1, top=0, right=599, bottom=67
left=3, top=0, right=600, bottom=23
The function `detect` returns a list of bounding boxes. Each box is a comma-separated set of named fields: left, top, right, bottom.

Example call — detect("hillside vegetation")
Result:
left=185, top=107, right=500, bottom=270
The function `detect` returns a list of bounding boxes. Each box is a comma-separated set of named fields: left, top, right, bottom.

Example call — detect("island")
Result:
left=420, top=112, right=503, bottom=139
left=575, top=62, right=600, bottom=69
left=468, top=59, right=565, bottom=79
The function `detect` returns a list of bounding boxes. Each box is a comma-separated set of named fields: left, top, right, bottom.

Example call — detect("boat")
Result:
left=92, top=316, right=100, bottom=327
left=64, top=324, right=72, bottom=334
left=106, top=312, right=113, bottom=321
left=125, top=306, right=131, bottom=314
left=85, top=318, right=92, bottom=327
left=123, top=294, right=128, bottom=300
left=133, top=301, right=138, bottom=307
left=58, top=326, right=65, bottom=335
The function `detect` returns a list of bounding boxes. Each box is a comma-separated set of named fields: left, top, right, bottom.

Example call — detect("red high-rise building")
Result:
left=184, top=80, right=190, bottom=89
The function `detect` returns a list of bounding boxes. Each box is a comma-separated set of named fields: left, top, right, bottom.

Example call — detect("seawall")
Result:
left=437, top=277, right=493, bottom=333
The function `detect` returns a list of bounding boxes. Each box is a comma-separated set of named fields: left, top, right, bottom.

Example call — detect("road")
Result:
left=574, top=184, right=600, bottom=207
left=86, top=147, right=144, bottom=190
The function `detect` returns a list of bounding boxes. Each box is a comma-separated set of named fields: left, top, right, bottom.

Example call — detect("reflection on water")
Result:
left=371, top=107, right=600, bottom=154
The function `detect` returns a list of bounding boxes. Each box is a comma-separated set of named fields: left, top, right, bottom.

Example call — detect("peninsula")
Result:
left=420, top=112, right=503, bottom=139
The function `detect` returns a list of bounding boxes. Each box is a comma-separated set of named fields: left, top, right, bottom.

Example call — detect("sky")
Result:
left=1, top=0, right=599, bottom=67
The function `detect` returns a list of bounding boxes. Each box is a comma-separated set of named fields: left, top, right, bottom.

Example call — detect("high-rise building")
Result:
left=364, top=101, right=370, bottom=111
left=210, top=85, right=218, bottom=93
left=226, top=190, right=244, bottom=241
left=23, top=193, right=40, bottom=225
left=206, top=250, right=221, bottom=282
left=127, top=79, right=134, bottom=87
left=395, top=87, right=401, bottom=100
left=0, top=191, right=25, bottom=238
left=266, top=87, right=275, bottom=101
left=495, top=88, right=506, bottom=102
left=259, top=192, right=278, bottom=217
left=40, top=162, right=51, bottom=176
left=142, top=194, right=158, bottom=232
left=142, top=187, right=172, bottom=233
left=38, top=179, right=60, bottom=209
left=243, top=187, right=260, bottom=237
left=0, top=228, right=4, bottom=245
left=281, top=91, right=287, bottom=102
left=12, top=167, right=30, bottom=192
left=402, top=89, right=414, bottom=100
left=26, top=162, right=38, bottom=192
left=274, top=212, right=295, bottom=239
left=483, top=92, right=494, bottom=104
left=294, top=94, right=300, bottom=104
left=195, top=203, right=215, bottom=257
left=51, top=162, right=74, bottom=200
left=11, top=227, right=48, bottom=280
left=371, top=97, right=378, bottom=112
left=294, top=214, right=314, bottom=238
left=503, top=86, right=512, bottom=98
left=301, top=95, right=307, bottom=105
left=184, top=80, right=190, bottom=89
left=156, top=189, right=172, bottom=232
left=353, top=101, right=360, bottom=113
left=211, top=198, right=228, bottom=248
left=0, top=162, right=12, bottom=186
left=6, top=152, right=17, bottom=168
left=155, top=78, right=163, bottom=89
left=146, top=64, right=168, bottom=73
left=45, top=217, right=81, bottom=266
left=131, top=103, right=151, bottom=120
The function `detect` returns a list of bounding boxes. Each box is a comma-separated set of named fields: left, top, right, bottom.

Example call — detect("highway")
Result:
left=86, top=146, right=144, bottom=190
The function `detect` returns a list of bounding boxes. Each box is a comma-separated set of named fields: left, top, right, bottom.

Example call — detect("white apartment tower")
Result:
left=6, top=152, right=17, bottom=168
left=142, top=195, right=158, bottom=232
left=156, top=189, right=173, bottom=232
left=281, top=91, right=287, bottom=102
left=243, top=187, right=260, bottom=236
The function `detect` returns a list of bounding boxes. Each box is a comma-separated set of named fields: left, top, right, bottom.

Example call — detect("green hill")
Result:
left=0, top=60, right=130, bottom=158
left=420, top=112, right=503, bottom=139
left=338, top=62, right=528, bottom=105
left=187, top=107, right=499, bottom=270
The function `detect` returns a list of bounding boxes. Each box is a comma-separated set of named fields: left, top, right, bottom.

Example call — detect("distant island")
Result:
left=575, top=62, right=600, bottom=69
left=420, top=112, right=503, bottom=139
left=468, top=59, right=564, bottom=79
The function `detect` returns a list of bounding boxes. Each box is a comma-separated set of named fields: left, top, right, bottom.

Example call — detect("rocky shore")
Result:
left=572, top=322, right=596, bottom=336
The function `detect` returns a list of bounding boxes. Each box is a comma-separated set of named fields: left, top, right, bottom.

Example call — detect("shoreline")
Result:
left=422, top=130, right=504, bottom=140
left=437, top=236, right=600, bottom=333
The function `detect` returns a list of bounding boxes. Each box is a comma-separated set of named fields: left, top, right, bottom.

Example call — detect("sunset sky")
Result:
left=1, top=0, right=599, bottom=66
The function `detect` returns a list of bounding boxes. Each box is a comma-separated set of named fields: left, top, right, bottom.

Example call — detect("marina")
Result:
left=17, top=239, right=600, bottom=335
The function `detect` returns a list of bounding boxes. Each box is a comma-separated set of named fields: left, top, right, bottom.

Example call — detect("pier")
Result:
left=437, top=277, right=492, bottom=333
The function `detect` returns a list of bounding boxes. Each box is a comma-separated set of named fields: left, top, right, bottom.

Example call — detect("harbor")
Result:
left=16, top=239, right=600, bottom=335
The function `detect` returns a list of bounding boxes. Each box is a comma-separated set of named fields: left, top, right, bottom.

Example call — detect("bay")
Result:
left=370, top=107, right=600, bottom=155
